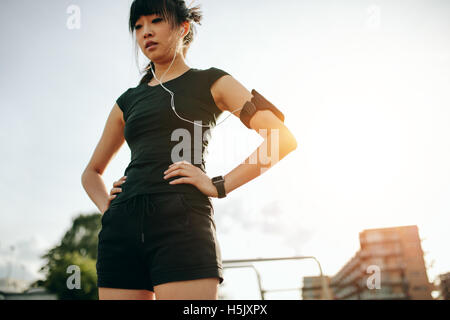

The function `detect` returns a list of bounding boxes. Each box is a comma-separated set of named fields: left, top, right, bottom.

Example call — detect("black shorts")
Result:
left=96, top=192, right=224, bottom=292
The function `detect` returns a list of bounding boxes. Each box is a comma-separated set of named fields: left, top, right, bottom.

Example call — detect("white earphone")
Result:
left=148, top=26, right=244, bottom=128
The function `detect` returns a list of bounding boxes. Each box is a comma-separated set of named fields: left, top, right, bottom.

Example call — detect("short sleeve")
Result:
left=205, top=67, right=231, bottom=115
left=207, top=67, right=230, bottom=88
left=116, top=88, right=132, bottom=121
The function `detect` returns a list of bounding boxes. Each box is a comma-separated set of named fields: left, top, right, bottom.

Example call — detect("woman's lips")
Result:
left=147, top=43, right=158, bottom=50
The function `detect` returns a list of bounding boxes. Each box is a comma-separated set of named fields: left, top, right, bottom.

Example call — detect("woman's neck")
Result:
left=151, top=55, right=190, bottom=82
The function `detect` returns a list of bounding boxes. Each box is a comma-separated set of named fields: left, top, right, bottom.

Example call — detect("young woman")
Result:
left=81, top=0, right=297, bottom=300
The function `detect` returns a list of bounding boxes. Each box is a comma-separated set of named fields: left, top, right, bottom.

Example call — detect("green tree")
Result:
left=32, top=213, right=102, bottom=300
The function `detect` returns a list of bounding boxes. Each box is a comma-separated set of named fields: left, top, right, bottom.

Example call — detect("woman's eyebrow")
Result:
left=136, top=14, right=161, bottom=23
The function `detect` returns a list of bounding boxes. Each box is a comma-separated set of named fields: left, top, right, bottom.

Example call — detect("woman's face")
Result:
left=134, top=14, right=184, bottom=62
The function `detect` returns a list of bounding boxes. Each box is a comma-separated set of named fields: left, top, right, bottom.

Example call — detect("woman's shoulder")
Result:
left=118, top=84, right=139, bottom=96
left=192, top=66, right=230, bottom=76
left=115, top=84, right=144, bottom=117
left=186, top=67, right=232, bottom=114
left=118, top=82, right=145, bottom=100
left=190, top=67, right=231, bottom=89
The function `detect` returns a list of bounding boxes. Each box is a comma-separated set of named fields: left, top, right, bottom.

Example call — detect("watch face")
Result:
left=213, top=176, right=224, bottom=183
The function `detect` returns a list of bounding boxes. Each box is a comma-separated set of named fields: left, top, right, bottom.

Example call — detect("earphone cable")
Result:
left=148, top=30, right=244, bottom=128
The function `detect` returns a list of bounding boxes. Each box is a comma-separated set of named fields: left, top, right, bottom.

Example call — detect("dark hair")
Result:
left=128, top=0, right=203, bottom=86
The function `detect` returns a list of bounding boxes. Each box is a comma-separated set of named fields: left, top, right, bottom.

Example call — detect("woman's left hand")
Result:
left=163, top=160, right=218, bottom=198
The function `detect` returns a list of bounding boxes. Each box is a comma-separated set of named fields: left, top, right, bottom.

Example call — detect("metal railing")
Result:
left=222, top=256, right=333, bottom=300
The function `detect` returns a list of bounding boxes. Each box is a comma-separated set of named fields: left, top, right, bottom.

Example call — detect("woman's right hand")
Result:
left=101, top=175, right=127, bottom=214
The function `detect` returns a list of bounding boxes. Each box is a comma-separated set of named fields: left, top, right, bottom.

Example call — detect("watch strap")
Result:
left=211, top=176, right=226, bottom=198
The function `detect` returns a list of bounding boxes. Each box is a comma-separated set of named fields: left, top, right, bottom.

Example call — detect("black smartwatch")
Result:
left=211, top=175, right=227, bottom=198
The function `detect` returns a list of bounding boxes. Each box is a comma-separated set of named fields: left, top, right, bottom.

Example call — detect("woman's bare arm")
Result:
left=81, top=104, right=125, bottom=214
left=211, top=75, right=298, bottom=195
left=162, top=74, right=298, bottom=197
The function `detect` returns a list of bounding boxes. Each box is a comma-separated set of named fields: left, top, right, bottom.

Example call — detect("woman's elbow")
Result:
left=280, top=129, right=298, bottom=152
left=81, top=166, right=100, bottom=185
left=288, top=138, right=298, bottom=153
left=291, top=139, right=298, bottom=151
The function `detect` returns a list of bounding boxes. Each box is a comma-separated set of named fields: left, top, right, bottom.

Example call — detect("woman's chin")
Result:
left=143, top=51, right=161, bottom=62
left=143, top=53, right=155, bottom=61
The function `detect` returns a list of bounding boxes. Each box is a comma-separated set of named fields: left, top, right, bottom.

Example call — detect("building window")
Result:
left=365, top=232, right=383, bottom=242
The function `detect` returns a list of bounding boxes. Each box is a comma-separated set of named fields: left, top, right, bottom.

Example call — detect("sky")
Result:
left=0, top=0, right=449, bottom=299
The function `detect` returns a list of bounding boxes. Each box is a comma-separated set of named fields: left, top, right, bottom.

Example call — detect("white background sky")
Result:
left=0, top=0, right=449, bottom=299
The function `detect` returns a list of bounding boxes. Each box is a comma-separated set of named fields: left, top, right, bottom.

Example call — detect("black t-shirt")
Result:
left=111, top=67, right=230, bottom=205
